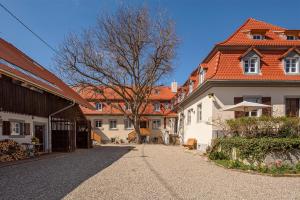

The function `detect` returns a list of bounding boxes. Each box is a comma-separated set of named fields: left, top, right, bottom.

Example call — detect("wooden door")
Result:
left=286, top=98, right=300, bottom=117
left=34, top=125, right=44, bottom=152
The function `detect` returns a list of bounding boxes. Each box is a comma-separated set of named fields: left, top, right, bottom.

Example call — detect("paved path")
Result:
left=1, top=145, right=300, bottom=200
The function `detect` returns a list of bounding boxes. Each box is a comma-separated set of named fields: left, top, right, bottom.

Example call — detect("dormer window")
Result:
left=199, top=69, right=206, bottom=85
left=252, top=34, right=264, bottom=40
left=95, top=102, right=103, bottom=111
left=285, top=58, right=299, bottom=74
left=244, top=58, right=259, bottom=74
left=189, top=81, right=194, bottom=94
left=287, top=35, right=297, bottom=40
left=154, top=102, right=160, bottom=111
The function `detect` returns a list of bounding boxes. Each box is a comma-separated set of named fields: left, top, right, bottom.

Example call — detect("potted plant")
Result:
left=31, top=137, right=39, bottom=145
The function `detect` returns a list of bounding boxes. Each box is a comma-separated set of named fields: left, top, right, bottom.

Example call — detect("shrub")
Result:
left=224, top=116, right=300, bottom=138
left=211, top=137, right=300, bottom=163
left=209, top=151, right=228, bottom=160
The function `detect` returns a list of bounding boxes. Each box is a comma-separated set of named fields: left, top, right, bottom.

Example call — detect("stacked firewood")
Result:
left=0, top=139, right=27, bottom=162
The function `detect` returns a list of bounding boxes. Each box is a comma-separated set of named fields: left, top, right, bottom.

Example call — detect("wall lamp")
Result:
left=208, top=93, right=214, bottom=98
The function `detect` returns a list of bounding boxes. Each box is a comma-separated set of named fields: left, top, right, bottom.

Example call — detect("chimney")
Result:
left=171, top=81, right=178, bottom=93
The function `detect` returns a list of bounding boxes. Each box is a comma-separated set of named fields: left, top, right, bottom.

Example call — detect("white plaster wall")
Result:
left=210, top=86, right=300, bottom=125
left=86, top=115, right=170, bottom=142
left=180, top=91, right=214, bottom=151
left=0, top=111, right=49, bottom=151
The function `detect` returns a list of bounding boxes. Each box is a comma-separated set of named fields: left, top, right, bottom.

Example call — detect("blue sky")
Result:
left=1, top=0, right=300, bottom=85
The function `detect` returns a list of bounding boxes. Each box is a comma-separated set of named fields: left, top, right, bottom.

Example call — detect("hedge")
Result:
left=211, top=137, right=300, bottom=163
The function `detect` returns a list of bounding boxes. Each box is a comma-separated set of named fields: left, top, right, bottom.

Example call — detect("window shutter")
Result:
left=262, top=97, right=272, bottom=116
left=2, top=121, right=10, bottom=135
left=24, top=123, right=31, bottom=135
left=234, top=97, right=243, bottom=118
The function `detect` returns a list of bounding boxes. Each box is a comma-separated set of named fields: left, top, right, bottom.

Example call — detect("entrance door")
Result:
left=140, top=121, right=147, bottom=128
left=34, top=125, right=45, bottom=152
left=286, top=98, right=300, bottom=117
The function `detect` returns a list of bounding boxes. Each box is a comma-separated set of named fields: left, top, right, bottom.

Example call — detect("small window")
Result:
left=152, top=119, right=161, bottom=129
left=285, top=58, right=299, bottom=74
left=244, top=58, right=259, bottom=74
left=154, top=102, right=160, bottom=111
left=252, top=34, right=264, bottom=40
left=164, top=102, right=170, bottom=109
left=109, top=120, right=117, bottom=129
left=125, top=103, right=130, bottom=111
left=10, top=121, right=24, bottom=135
left=189, top=81, right=194, bottom=94
left=124, top=119, right=132, bottom=130
left=199, top=69, right=206, bottom=85
left=287, top=35, right=297, bottom=40
left=197, top=104, right=202, bottom=122
left=95, top=120, right=102, bottom=128
left=187, top=109, right=192, bottom=125
left=95, top=102, right=103, bottom=111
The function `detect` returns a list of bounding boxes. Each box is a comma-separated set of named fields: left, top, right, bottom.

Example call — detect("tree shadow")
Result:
left=0, top=145, right=134, bottom=200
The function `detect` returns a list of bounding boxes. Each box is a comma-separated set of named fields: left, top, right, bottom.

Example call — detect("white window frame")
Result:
left=243, top=57, right=259, bottom=74
left=244, top=96, right=262, bottom=117
left=124, top=119, right=133, bottom=130
left=252, top=34, right=264, bottom=40
left=189, top=81, right=194, bottom=94
left=164, top=102, right=170, bottom=109
left=199, top=69, right=206, bottom=85
left=95, top=102, right=103, bottom=111
left=95, top=120, right=102, bottom=128
left=109, top=119, right=117, bottom=130
left=10, top=121, right=24, bottom=136
left=152, top=119, right=161, bottom=130
left=285, top=57, right=299, bottom=74
left=187, top=109, right=192, bottom=125
left=197, top=103, right=202, bottom=122
left=154, top=102, right=160, bottom=112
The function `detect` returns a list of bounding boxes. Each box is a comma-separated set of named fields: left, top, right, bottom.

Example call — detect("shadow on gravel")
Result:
left=0, top=145, right=134, bottom=200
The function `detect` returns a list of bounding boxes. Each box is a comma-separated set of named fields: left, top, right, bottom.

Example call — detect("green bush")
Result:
left=209, top=151, right=228, bottom=160
left=212, top=137, right=300, bottom=163
left=225, top=116, right=300, bottom=138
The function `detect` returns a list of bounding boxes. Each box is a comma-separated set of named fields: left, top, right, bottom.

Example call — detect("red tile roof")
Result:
left=0, top=38, right=92, bottom=109
left=200, top=18, right=300, bottom=81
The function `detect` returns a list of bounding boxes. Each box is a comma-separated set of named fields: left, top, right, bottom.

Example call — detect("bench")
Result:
left=183, top=138, right=197, bottom=150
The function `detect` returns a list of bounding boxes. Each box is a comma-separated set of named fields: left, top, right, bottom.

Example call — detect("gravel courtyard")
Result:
left=1, top=144, right=300, bottom=200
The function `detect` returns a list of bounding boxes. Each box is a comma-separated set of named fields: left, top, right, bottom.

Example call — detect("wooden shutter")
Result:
left=262, top=97, right=272, bottom=116
left=234, top=97, right=243, bottom=118
left=24, top=123, right=31, bottom=135
left=2, top=121, right=10, bottom=135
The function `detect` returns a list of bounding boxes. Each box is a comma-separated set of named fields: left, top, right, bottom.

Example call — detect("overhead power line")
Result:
left=0, top=2, right=59, bottom=54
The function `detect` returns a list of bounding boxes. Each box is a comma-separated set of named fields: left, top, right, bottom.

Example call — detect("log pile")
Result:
left=0, top=139, right=28, bottom=162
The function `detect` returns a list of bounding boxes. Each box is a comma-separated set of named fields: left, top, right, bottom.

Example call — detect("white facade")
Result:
left=87, top=115, right=176, bottom=143
left=0, top=111, right=49, bottom=152
left=178, top=86, right=300, bottom=151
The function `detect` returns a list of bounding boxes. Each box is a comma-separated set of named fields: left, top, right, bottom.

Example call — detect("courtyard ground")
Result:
left=1, top=144, right=300, bottom=200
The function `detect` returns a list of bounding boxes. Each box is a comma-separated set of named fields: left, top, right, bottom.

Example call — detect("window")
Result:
left=109, top=120, right=117, bottom=129
left=197, top=104, right=202, bottom=122
left=285, top=58, right=299, bottom=74
left=187, top=109, right=192, bottom=125
left=252, top=34, right=264, bottom=40
left=164, top=102, right=170, bottom=109
left=199, top=69, right=206, bottom=84
left=95, top=102, right=103, bottom=111
left=125, top=103, right=130, bottom=111
left=287, top=35, right=297, bottom=40
left=154, top=102, right=160, bottom=111
left=153, top=89, right=160, bottom=95
left=152, top=119, right=161, bottom=129
left=124, top=119, right=132, bottom=129
left=10, top=121, right=26, bottom=135
left=244, top=58, right=259, bottom=74
left=95, top=120, right=102, bottom=128
left=244, top=97, right=260, bottom=117
left=189, top=81, right=194, bottom=94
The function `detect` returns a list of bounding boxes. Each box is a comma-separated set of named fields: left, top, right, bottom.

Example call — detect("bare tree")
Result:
left=56, top=6, right=178, bottom=142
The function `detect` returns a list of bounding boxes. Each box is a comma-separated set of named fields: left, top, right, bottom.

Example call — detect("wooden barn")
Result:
left=0, top=38, right=93, bottom=152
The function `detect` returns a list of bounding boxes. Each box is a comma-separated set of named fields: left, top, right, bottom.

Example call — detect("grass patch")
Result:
left=214, top=159, right=300, bottom=175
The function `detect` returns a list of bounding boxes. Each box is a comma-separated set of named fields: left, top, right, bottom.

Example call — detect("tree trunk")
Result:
left=134, top=117, right=142, bottom=144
